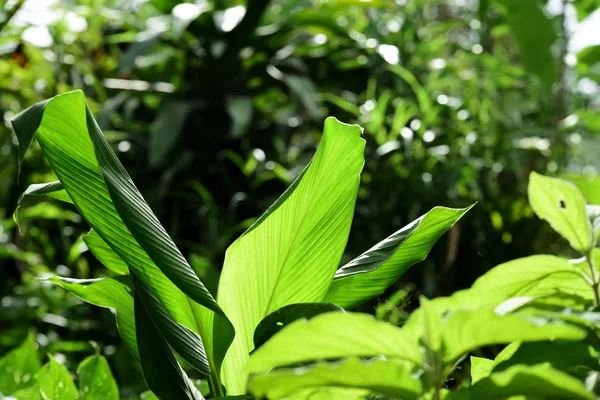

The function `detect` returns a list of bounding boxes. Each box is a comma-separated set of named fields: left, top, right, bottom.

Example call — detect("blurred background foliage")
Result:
left=0, top=0, right=599, bottom=396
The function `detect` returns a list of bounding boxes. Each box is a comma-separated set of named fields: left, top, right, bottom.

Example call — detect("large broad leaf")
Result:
left=49, top=276, right=138, bottom=360
left=441, top=309, right=588, bottom=364
left=324, top=206, right=472, bottom=309
left=0, top=334, right=41, bottom=395
left=217, top=117, right=365, bottom=393
left=247, top=312, right=422, bottom=374
left=253, top=303, right=344, bottom=349
left=247, top=358, right=421, bottom=400
left=12, top=91, right=233, bottom=389
left=134, top=292, right=204, bottom=400
left=465, top=364, right=594, bottom=400
left=528, top=172, right=592, bottom=253
left=35, top=356, right=78, bottom=400
left=76, top=353, right=119, bottom=400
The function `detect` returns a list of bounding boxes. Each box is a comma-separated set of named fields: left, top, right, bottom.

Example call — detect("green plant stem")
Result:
left=585, top=250, right=600, bottom=307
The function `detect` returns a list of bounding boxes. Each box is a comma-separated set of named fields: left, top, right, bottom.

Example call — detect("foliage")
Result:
left=245, top=172, right=600, bottom=399
left=1, top=0, right=600, bottom=398
left=11, top=91, right=469, bottom=398
left=0, top=335, right=118, bottom=400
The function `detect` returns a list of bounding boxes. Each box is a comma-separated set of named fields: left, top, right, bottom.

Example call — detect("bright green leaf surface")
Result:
left=11, top=91, right=232, bottom=382
left=49, top=276, right=138, bottom=360
left=247, top=312, right=421, bottom=374
left=0, top=334, right=41, bottom=395
left=83, top=230, right=129, bottom=275
left=442, top=309, right=587, bottom=363
left=528, top=172, right=592, bottom=253
left=324, top=206, right=472, bottom=309
left=35, top=356, right=78, bottom=400
left=248, top=358, right=421, bottom=400
left=469, top=255, right=592, bottom=304
left=218, top=117, right=365, bottom=393
left=77, top=353, right=119, bottom=400
left=470, top=356, right=494, bottom=385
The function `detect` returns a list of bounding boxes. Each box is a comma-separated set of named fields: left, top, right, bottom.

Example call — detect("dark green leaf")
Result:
left=253, top=303, right=344, bottom=349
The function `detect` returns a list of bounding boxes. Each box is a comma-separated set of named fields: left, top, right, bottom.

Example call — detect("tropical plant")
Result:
left=0, top=334, right=119, bottom=400
left=11, top=90, right=469, bottom=398
left=245, top=172, right=600, bottom=399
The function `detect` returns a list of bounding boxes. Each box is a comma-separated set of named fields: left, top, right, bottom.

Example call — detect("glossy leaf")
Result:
left=0, top=334, right=41, bottom=395
left=247, top=312, right=422, bottom=374
left=248, top=358, right=421, bottom=400
left=253, top=303, right=344, bottom=349
left=134, top=292, right=204, bottom=400
left=324, top=206, right=472, bottom=308
left=35, top=356, right=78, bottom=400
left=218, top=117, right=365, bottom=393
left=528, top=172, right=592, bottom=252
left=77, top=353, right=119, bottom=400
left=49, top=276, right=138, bottom=360
left=11, top=91, right=233, bottom=381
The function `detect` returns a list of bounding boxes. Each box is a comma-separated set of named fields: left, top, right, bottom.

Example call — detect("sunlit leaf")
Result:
left=218, top=117, right=365, bottom=393
left=248, top=358, right=421, bottom=400
left=324, top=206, right=471, bottom=309
left=77, top=353, right=119, bottom=400
left=248, top=312, right=421, bottom=374
left=528, top=172, right=592, bottom=253
left=35, top=356, right=78, bottom=400
left=0, top=334, right=40, bottom=395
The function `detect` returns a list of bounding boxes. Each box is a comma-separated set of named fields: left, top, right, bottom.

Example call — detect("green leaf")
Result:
left=491, top=341, right=599, bottom=376
left=283, top=387, right=369, bottom=400
left=247, top=312, right=422, bottom=374
left=442, top=309, right=588, bottom=363
left=324, top=206, right=472, bottom=309
left=83, top=230, right=129, bottom=275
left=13, top=181, right=71, bottom=231
left=469, top=255, right=593, bottom=306
left=248, top=358, right=421, bottom=400
left=134, top=292, right=204, bottom=400
left=218, top=117, right=365, bottom=393
left=528, top=172, right=592, bottom=253
left=496, top=0, right=558, bottom=86
left=12, top=91, right=233, bottom=383
left=49, top=276, right=138, bottom=360
left=564, top=174, right=600, bottom=204
left=586, top=205, right=600, bottom=242
left=468, top=364, right=594, bottom=400
left=10, top=384, right=42, bottom=400
left=149, top=100, right=200, bottom=167
left=0, top=334, right=41, bottom=395
left=253, top=303, right=344, bottom=349
left=131, top=273, right=211, bottom=376
left=77, top=353, right=119, bottom=400
left=470, top=356, right=494, bottom=385
left=35, top=356, right=78, bottom=400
